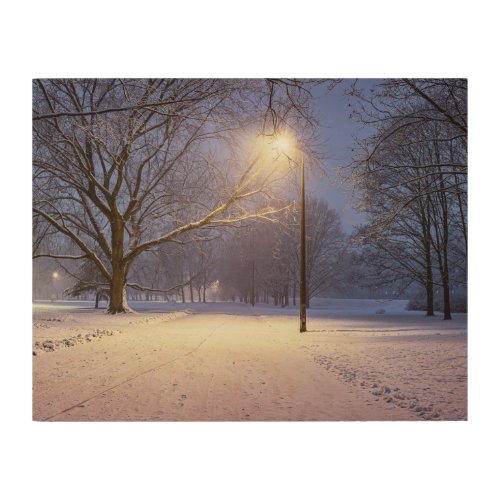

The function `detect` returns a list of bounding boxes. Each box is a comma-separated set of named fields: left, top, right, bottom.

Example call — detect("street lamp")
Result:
left=263, top=132, right=307, bottom=332
left=298, top=151, right=307, bottom=332
left=51, top=271, right=59, bottom=301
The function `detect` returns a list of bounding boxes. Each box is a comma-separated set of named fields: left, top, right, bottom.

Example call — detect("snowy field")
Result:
left=32, top=299, right=467, bottom=421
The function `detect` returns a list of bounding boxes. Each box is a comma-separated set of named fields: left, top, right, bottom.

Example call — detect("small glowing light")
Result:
left=52, top=272, right=59, bottom=279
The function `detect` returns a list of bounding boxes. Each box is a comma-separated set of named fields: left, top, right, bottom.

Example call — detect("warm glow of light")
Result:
left=272, top=133, right=296, bottom=158
left=52, top=272, right=59, bottom=279
left=253, top=132, right=297, bottom=161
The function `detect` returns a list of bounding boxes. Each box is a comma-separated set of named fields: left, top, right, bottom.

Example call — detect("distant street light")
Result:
left=262, top=132, right=307, bottom=332
left=51, top=271, right=59, bottom=301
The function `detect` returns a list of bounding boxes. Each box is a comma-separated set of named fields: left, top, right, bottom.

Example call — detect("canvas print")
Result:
left=32, top=78, right=467, bottom=421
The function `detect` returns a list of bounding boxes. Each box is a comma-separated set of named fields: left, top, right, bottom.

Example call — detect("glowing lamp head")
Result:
left=52, top=272, right=59, bottom=279
left=249, top=131, right=298, bottom=164
left=272, top=133, right=296, bottom=158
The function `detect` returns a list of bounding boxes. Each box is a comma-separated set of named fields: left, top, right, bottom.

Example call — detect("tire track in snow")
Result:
left=42, top=320, right=226, bottom=421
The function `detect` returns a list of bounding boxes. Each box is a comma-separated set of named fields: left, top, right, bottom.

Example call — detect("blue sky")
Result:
left=309, top=79, right=382, bottom=232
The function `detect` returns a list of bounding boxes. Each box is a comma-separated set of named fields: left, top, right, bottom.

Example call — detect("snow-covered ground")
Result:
left=32, top=299, right=467, bottom=421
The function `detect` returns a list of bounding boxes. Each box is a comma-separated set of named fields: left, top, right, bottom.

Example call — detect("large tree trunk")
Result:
left=441, top=211, right=452, bottom=320
left=438, top=170, right=452, bottom=321
left=425, top=269, right=434, bottom=317
left=423, top=202, right=434, bottom=317
left=107, top=221, right=132, bottom=314
left=442, top=263, right=452, bottom=320
left=430, top=162, right=452, bottom=321
left=108, top=270, right=131, bottom=313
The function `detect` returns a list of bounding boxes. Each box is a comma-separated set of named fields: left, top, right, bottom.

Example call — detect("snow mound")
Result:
left=33, top=328, right=120, bottom=354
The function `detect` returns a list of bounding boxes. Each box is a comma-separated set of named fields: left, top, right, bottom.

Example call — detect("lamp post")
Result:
left=299, top=152, right=307, bottom=332
left=262, top=132, right=307, bottom=332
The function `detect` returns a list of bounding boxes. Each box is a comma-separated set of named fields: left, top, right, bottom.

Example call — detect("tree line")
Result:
left=36, top=195, right=351, bottom=309
left=33, top=79, right=467, bottom=317
left=347, top=79, right=467, bottom=319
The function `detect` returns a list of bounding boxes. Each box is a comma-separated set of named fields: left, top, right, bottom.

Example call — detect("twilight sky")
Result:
left=309, top=78, right=382, bottom=232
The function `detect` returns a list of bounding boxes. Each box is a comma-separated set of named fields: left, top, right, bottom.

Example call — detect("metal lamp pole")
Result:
left=299, top=153, right=307, bottom=332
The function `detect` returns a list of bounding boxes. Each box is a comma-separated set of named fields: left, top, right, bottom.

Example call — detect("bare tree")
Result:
left=64, top=259, right=109, bottom=308
left=348, top=79, right=467, bottom=318
left=216, top=197, right=346, bottom=307
left=33, top=79, right=326, bottom=313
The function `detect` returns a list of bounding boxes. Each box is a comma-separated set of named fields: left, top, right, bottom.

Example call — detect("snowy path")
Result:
left=32, top=302, right=467, bottom=421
